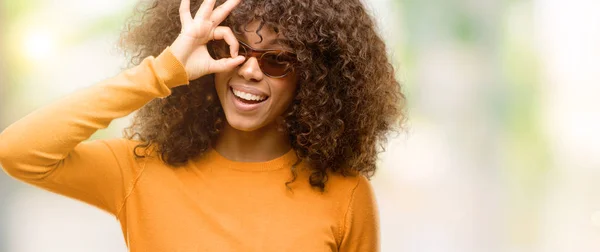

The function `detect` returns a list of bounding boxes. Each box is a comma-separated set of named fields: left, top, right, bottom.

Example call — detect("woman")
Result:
left=0, top=0, right=404, bottom=251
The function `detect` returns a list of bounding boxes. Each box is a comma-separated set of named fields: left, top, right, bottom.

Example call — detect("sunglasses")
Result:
left=209, top=39, right=297, bottom=78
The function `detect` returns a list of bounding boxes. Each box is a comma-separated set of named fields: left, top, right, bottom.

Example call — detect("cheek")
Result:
left=214, top=73, right=232, bottom=101
left=271, top=80, right=297, bottom=110
left=214, top=73, right=226, bottom=90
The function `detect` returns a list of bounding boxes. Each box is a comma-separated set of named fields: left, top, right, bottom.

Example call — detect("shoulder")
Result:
left=325, top=171, right=375, bottom=204
left=292, top=165, right=375, bottom=209
left=94, top=138, right=164, bottom=171
left=98, top=138, right=159, bottom=159
left=293, top=162, right=374, bottom=197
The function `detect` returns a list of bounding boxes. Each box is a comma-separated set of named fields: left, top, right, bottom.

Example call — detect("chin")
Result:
left=223, top=112, right=274, bottom=132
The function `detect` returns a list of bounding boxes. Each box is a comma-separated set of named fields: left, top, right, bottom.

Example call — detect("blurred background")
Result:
left=1, top=0, right=599, bottom=251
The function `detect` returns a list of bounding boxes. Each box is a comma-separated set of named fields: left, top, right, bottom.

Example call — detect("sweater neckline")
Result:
left=204, top=148, right=299, bottom=172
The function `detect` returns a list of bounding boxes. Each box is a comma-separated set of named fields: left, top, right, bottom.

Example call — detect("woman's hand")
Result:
left=170, top=0, right=245, bottom=82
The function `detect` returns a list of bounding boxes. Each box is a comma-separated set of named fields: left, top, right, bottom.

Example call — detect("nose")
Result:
left=237, top=57, right=263, bottom=82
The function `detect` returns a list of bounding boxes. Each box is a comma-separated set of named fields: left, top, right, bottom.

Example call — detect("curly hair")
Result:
left=118, top=0, right=405, bottom=191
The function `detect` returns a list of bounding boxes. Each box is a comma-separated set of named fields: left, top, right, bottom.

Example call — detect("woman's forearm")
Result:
left=0, top=47, right=188, bottom=180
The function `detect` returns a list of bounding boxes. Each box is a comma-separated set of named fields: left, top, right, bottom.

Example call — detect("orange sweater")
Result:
left=0, top=47, right=379, bottom=251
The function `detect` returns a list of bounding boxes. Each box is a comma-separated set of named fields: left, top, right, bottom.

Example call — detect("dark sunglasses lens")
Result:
left=260, top=52, right=294, bottom=77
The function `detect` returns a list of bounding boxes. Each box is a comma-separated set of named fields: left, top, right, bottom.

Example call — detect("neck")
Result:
left=214, top=122, right=292, bottom=162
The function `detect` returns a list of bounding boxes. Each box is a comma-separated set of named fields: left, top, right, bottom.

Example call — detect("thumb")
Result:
left=208, top=56, right=246, bottom=73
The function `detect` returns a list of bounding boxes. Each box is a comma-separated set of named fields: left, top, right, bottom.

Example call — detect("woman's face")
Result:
left=214, top=21, right=298, bottom=132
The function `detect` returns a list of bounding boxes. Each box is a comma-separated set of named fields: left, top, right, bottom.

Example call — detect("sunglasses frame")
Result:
left=210, top=39, right=297, bottom=78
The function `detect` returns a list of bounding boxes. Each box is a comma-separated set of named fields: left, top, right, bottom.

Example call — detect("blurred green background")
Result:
left=1, top=0, right=600, bottom=251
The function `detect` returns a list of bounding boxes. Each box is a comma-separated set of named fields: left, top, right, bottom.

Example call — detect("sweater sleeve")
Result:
left=339, top=175, right=381, bottom=252
left=0, top=46, right=189, bottom=216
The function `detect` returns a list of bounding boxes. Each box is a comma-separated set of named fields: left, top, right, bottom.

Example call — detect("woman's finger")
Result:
left=209, top=56, right=246, bottom=73
left=179, top=0, right=193, bottom=26
left=195, top=0, right=217, bottom=20
left=210, top=0, right=242, bottom=24
left=213, top=26, right=239, bottom=57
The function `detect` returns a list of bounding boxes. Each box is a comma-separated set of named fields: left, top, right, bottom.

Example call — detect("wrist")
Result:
left=170, top=37, right=191, bottom=66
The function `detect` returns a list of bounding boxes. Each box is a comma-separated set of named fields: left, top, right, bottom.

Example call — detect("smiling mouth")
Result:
left=231, top=87, right=269, bottom=104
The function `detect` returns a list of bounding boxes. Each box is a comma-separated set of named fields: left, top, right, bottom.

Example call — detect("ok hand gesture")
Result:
left=170, top=0, right=245, bottom=82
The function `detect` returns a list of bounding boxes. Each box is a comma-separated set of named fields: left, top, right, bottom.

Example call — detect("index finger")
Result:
left=213, top=26, right=240, bottom=57
left=210, top=0, right=242, bottom=24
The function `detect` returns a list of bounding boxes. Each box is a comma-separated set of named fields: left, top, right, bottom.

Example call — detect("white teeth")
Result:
left=232, top=89, right=267, bottom=101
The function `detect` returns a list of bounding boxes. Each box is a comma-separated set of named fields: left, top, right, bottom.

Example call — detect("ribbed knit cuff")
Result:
left=154, top=46, right=189, bottom=88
